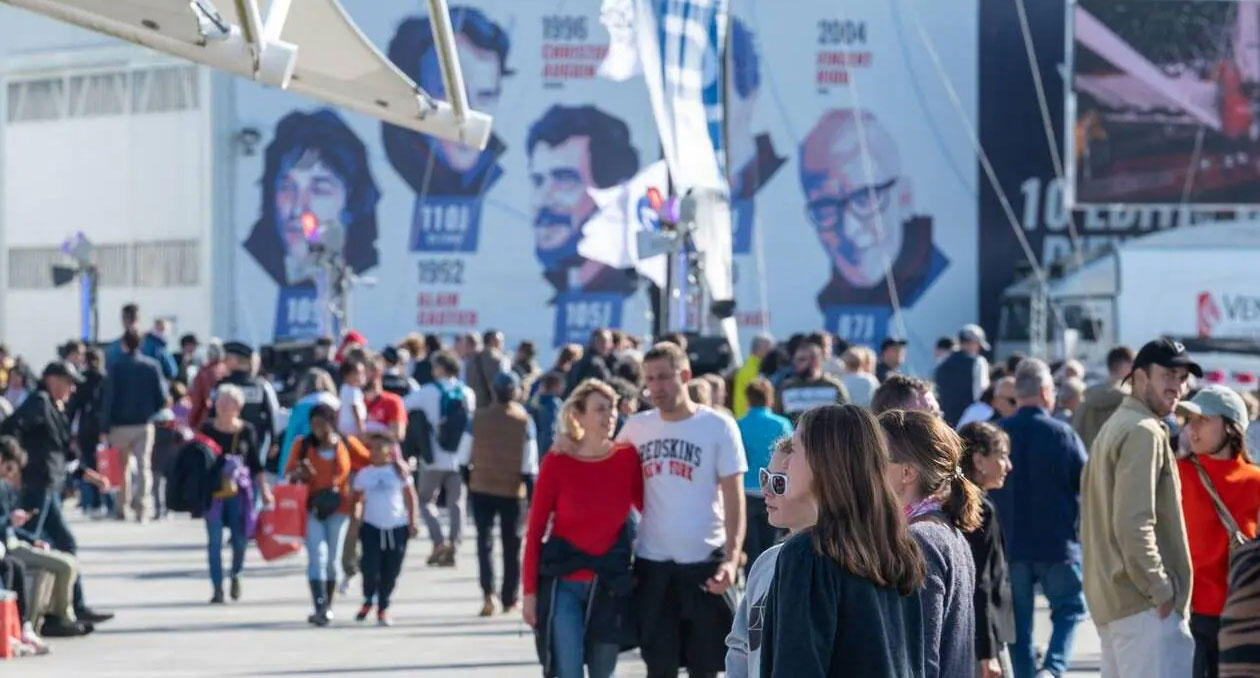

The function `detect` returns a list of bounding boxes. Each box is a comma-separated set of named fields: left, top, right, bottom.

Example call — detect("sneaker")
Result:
left=229, top=576, right=241, bottom=601
left=426, top=544, right=446, bottom=566
left=209, top=589, right=225, bottom=605
left=39, top=619, right=92, bottom=637
left=355, top=604, right=372, bottom=622
left=478, top=595, right=497, bottom=618
left=501, top=600, right=519, bottom=615
left=377, top=611, right=392, bottom=627
left=20, top=628, right=49, bottom=656
left=9, top=637, right=34, bottom=657
left=438, top=547, right=456, bottom=568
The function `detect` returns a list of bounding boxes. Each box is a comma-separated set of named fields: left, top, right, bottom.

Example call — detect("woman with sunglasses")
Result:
left=757, top=404, right=926, bottom=677
left=959, top=422, right=1015, bottom=678
left=880, top=409, right=982, bottom=678
left=521, top=379, right=643, bottom=678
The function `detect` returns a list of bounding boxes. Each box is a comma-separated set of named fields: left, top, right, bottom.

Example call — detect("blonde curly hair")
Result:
left=557, top=379, right=620, bottom=443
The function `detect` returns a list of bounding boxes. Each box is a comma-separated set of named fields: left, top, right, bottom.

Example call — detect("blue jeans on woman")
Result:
left=1010, top=561, right=1086, bottom=678
left=551, top=579, right=620, bottom=678
left=305, top=512, right=350, bottom=583
left=206, top=497, right=246, bottom=589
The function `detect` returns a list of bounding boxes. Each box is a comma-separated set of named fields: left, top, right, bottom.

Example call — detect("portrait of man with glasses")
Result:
left=799, top=108, right=948, bottom=345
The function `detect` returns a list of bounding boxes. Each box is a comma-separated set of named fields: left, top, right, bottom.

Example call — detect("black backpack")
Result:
left=403, top=408, right=434, bottom=465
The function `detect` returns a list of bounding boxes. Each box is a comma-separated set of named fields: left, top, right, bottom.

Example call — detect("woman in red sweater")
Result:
left=521, top=379, right=643, bottom=678
left=1176, top=385, right=1260, bottom=678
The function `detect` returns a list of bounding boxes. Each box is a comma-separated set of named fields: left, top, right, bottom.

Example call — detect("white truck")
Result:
left=997, top=220, right=1260, bottom=389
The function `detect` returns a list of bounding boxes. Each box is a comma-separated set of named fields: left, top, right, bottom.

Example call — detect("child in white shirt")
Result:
left=350, top=433, right=418, bottom=625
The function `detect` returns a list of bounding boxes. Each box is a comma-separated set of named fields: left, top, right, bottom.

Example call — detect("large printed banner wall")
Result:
left=726, top=0, right=977, bottom=372
left=230, top=0, right=978, bottom=370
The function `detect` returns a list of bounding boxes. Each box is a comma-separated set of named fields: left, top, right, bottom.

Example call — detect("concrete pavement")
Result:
left=17, top=512, right=1103, bottom=677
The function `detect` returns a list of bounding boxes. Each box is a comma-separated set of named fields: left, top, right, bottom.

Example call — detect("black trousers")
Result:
left=1192, top=613, right=1220, bottom=678
left=0, top=555, right=28, bottom=621
left=360, top=523, right=409, bottom=610
left=635, top=557, right=734, bottom=677
left=742, top=495, right=782, bottom=575
left=470, top=492, right=523, bottom=605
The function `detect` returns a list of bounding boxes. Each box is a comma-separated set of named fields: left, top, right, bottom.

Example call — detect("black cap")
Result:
left=1132, top=338, right=1203, bottom=378
left=381, top=345, right=401, bottom=365
left=880, top=337, right=909, bottom=351
left=223, top=341, right=254, bottom=359
left=42, top=360, right=84, bottom=384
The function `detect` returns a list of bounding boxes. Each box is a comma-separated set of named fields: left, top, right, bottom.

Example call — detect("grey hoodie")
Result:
left=725, top=543, right=783, bottom=678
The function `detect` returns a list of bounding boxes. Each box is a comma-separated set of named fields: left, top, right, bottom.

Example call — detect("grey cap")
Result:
left=959, top=323, right=990, bottom=351
left=1177, top=384, right=1249, bottom=425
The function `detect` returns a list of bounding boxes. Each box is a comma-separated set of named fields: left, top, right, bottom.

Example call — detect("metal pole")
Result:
left=426, top=0, right=470, bottom=126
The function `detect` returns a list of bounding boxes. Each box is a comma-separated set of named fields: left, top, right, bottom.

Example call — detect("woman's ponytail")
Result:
left=945, top=470, right=983, bottom=533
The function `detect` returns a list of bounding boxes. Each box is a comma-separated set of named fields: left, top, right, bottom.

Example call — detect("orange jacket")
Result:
left=284, top=435, right=369, bottom=515
left=1178, top=454, right=1260, bottom=616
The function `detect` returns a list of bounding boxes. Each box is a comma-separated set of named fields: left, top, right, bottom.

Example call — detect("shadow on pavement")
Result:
left=251, top=659, right=540, bottom=675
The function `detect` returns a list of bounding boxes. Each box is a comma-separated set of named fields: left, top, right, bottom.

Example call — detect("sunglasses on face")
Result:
left=759, top=468, right=789, bottom=497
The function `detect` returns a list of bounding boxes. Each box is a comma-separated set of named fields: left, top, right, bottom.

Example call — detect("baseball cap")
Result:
left=1176, top=384, right=1248, bottom=424
left=959, top=324, right=990, bottom=351
left=223, top=341, right=254, bottom=359
left=880, top=337, right=908, bottom=352
left=42, top=360, right=84, bottom=384
left=1132, top=338, right=1203, bottom=378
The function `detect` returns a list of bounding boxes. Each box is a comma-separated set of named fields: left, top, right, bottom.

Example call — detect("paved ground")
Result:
left=18, top=513, right=1103, bottom=676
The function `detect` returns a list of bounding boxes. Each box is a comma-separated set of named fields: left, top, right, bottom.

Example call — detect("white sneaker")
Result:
left=21, top=622, right=50, bottom=655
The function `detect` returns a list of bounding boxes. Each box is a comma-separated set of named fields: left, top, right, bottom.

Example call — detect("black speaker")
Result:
left=51, top=265, right=78, bottom=288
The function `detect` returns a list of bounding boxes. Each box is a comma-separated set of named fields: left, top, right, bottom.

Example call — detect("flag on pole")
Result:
left=579, top=160, right=670, bottom=288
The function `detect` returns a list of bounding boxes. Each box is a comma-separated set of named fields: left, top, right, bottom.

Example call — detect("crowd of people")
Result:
left=1, top=302, right=1259, bottom=678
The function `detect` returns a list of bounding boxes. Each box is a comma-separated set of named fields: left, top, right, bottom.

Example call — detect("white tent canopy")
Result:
left=1, top=0, right=493, bottom=149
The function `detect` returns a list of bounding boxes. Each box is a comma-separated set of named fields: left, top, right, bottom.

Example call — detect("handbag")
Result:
left=1189, top=455, right=1250, bottom=549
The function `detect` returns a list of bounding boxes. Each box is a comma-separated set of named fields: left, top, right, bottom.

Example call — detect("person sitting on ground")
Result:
left=0, top=546, right=48, bottom=655
left=871, top=373, right=941, bottom=416
left=352, top=432, right=419, bottom=627
left=0, top=435, right=88, bottom=639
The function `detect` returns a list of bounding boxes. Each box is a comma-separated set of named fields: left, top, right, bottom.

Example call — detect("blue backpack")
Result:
left=434, top=381, right=469, bottom=453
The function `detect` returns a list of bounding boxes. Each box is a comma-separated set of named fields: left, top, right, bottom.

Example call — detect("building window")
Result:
left=5, top=240, right=199, bottom=289
left=6, top=64, right=199, bottom=124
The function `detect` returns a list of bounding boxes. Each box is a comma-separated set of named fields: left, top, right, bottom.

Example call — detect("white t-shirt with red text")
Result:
left=616, top=405, right=747, bottom=564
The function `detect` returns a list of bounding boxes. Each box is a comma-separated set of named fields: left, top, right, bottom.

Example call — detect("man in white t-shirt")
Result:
left=616, top=342, right=747, bottom=678
left=337, top=358, right=367, bottom=437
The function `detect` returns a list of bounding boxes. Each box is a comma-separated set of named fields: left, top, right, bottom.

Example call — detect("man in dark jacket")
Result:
left=214, top=342, right=281, bottom=468
left=992, top=358, right=1088, bottom=678
left=564, top=328, right=616, bottom=396
left=1, top=361, right=113, bottom=626
left=101, top=329, right=167, bottom=523
left=936, top=323, right=993, bottom=426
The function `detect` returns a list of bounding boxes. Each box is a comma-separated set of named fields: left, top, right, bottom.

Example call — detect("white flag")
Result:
left=578, top=160, right=670, bottom=288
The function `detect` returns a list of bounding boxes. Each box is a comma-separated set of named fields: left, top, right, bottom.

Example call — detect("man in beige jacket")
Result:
left=1081, top=338, right=1198, bottom=678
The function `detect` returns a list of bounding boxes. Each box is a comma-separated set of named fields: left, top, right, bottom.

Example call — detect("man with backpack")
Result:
left=403, top=350, right=475, bottom=568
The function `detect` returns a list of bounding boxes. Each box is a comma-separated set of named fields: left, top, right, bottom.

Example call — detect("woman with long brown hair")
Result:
left=880, top=409, right=982, bottom=678
left=758, top=404, right=926, bottom=677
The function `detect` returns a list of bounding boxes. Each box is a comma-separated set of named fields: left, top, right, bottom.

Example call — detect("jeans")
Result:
left=470, top=492, right=522, bottom=605
left=21, top=487, right=86, bottom=613
left=360, top=524, right=409, bottom=610
left=551, top=579, right=620, bottom=678
left=1010, top=561, right=1086, bottom=678
left=305, top=512, right=350, bottom=583
left=206, top=497, right=247, bottom=589
left=80, top=482, right=116, bottom=514
left=1190, top=613, right=1220, bottom=678
left=742, top=494, right=782, bottom=576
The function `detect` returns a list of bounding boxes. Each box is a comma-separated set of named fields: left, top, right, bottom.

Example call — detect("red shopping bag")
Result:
left=255, top=518, right=303, bottom=562
left=0, top=591, right=18, bottom=659
left=96, top=446, right=126, bottom=491
left=270, top=484, right=308, bottom=538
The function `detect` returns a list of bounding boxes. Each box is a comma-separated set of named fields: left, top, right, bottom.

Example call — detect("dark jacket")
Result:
left=910, top=516, right=977, bottom=678
left=529, top=395, right=563, bottom=457
left=166, top=437, right=218, bottom=517
left=67, top=368, right=106, bottom=463
left=534, top=524, right=637, bottom=677
left=565, top=353, right=614, bottom=396
left=936, top=351, right=981, bottom=427
left=994, top=406, right=1088, bottom=563
left=0, top=479, right=38, bottom=544
left=965, top=498, right=1014, bottom=663
left=101, top=352, right=167, bottom=428
left=0, top=389, right=74, bottom=494
left=759, top=532, right=924, bottom=677
left=106, top=332, right=177, bottom=380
